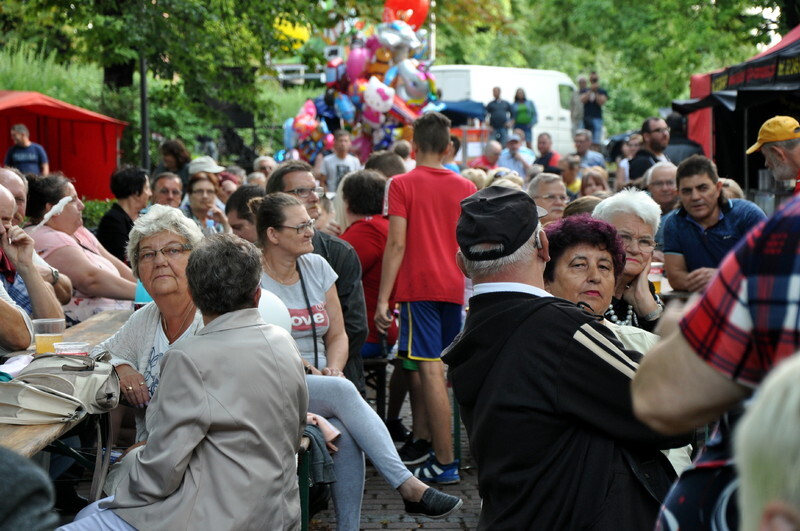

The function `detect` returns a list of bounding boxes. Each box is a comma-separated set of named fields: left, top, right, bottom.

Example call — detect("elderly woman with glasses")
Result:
left=182, top=172, right=230, bottom=234
left=93, top=205, right=204, bottom=434
left=593, top=189, right=664, bottom=331
left=254, top=192, right=463, bottom=528
left=543, top=213, right=692, bottom=475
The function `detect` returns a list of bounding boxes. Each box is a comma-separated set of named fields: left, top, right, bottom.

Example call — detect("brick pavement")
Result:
left=310, top=364, right=481, bottom=531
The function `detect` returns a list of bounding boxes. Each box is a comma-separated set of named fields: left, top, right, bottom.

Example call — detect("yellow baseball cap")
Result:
left=746, top=116, right=800, bottom=154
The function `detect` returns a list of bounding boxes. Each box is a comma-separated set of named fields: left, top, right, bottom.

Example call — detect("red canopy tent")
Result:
left=674, top=25, right=800, bottom=194
left=0, top=91, right=127, bottom=199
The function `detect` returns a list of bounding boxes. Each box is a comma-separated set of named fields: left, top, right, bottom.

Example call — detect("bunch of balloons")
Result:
left=287, top=0, right=435, bottom=164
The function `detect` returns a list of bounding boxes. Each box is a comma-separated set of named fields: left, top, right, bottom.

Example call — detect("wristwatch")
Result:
left=49, top=267, right=59, bottom=286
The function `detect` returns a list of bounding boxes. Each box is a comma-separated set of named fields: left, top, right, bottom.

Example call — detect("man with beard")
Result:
left=746, top=115, right=800, bottom=193
left=629, top=117, right=671, bottom=181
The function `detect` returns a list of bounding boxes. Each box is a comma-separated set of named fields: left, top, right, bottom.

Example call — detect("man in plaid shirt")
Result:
left=631, top=115, right=800, bottom=530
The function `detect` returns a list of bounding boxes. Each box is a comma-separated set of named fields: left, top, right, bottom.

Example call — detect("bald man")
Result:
left=0, top=176, right=70, bottom=316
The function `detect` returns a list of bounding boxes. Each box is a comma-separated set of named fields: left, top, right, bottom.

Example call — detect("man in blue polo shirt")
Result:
left=663, top=155, right=765, bottom=292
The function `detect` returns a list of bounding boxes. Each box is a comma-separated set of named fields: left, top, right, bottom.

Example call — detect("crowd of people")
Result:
left=2, top=108, right=800, bottom=530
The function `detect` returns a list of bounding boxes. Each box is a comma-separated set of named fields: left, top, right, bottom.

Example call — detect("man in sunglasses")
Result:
left=266, top=160, right=368, bottom=394
left=630, top=116, right=672, bottom=181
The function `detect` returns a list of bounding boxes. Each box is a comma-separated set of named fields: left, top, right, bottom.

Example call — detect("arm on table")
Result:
left=47, top=246, right=136, bottom=300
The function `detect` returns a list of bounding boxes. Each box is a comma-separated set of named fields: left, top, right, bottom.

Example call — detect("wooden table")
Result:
left=0, top=310, right=132, bottom=457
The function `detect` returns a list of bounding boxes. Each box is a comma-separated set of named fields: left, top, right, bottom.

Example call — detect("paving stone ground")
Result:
left=310, top=364, right=481, bottom=531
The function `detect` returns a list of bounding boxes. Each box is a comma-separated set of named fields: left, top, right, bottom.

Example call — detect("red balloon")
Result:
left=383, top=0, right=430, bottom=30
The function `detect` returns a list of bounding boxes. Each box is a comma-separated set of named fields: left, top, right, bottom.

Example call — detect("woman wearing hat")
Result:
left=182, top=156, right=230, bottom=234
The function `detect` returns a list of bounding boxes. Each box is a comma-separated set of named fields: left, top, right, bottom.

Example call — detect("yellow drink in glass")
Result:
left=35, top=333, right=63, bottom=355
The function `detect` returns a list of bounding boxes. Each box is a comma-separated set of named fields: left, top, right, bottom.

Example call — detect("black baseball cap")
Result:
left=457, top=187, right=547, bottom=261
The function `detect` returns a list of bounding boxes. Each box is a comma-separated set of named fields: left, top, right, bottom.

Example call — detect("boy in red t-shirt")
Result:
left=376, top=112, right=477, bottom=484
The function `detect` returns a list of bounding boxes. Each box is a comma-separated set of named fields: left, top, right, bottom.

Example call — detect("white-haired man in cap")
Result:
left=746, top=115, right=800, bottom=193
left=443, top=186, right=689, bottom=530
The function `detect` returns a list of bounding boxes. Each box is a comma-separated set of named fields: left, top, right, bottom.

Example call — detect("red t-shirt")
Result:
left=386, top=166, right=477, bottom=304
left=467, top=155, right=498, bottom=171
left=340, top=216, right=398, bottom=346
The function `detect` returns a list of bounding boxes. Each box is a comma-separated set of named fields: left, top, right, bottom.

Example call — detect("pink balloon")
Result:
left=346, top=48, right=371, bottom=81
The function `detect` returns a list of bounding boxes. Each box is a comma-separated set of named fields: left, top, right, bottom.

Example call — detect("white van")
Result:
left=430, top=65, right=576, bottom=157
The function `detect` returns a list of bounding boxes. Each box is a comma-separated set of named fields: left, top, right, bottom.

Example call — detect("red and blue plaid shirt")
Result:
left=680, top=194, right=800, bottom=388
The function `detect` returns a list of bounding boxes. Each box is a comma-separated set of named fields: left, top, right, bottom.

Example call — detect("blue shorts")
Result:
left=398, top=301, right=462, bottom=362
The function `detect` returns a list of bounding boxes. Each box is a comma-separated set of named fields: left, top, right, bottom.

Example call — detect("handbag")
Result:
left=0, top=354, right=120, bottom=424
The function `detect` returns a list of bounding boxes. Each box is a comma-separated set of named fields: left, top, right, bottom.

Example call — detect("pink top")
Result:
left=30, top=225, right=132, bottom=324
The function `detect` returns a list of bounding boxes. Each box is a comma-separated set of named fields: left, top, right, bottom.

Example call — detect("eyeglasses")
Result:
left=650, top=127, right=671, bottom=135
left=618, top=233, right=655, bottom=252
left=277, top=219, right=316, bottom=234
left=191, top=189, right=216, bottom=196
left=137, top=244, right=192, bottom=262
left=534, top=194, right=568, bottom=202
left=286, top=186, right=324, bottom=199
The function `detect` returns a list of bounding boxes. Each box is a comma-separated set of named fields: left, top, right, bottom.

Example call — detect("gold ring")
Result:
left=126, top=386, right=133, bottom=391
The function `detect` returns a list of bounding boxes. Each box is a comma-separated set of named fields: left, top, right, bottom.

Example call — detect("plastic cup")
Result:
left=53, top=342, right=90, bottom=356
left=32, top=318, right=66, bottom=355
left=648, top=262, right=664, bottom=294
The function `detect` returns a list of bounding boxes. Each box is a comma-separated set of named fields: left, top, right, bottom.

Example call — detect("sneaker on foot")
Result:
left=404, top=487, right=463, bottom=519
left=412, top=455, right=461, bottom=485
left=399, top=438, right=432, bottom=465
left=386, top=418, right=411, bottom=443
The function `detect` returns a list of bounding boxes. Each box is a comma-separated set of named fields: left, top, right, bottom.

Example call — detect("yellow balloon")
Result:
left=275, top=20, right=311, bottom=47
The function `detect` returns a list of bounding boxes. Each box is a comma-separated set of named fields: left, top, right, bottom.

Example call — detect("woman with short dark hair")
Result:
left=96, top=167, right=152, bottom=262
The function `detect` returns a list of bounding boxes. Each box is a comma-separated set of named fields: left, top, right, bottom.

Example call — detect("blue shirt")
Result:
left=4, top=143, right=48, bottom=175
left=663, top=199, right=766, bottom=271
left=497, top=149, right=534, bottom=177
left=579, top=150, right=605, bottom=168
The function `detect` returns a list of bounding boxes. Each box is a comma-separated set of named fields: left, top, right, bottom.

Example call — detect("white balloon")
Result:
left=258, top=289, right=292, bottom=332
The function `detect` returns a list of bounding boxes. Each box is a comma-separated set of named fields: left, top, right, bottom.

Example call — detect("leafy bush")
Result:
left=82, top=199, right=115, bottom=231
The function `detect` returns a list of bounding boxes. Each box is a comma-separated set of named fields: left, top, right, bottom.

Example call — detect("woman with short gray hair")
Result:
left=593, top=189, right=664, bottom=331
left=97, top=204, right=205, bottom=442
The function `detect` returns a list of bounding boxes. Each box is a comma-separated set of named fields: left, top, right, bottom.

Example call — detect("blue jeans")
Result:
left=584, top=117, right=604, bottom=144
left=491, top=127, right=508, bottom=147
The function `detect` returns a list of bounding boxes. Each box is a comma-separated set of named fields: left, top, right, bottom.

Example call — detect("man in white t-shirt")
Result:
left=321, top=130, right=361, bottom=193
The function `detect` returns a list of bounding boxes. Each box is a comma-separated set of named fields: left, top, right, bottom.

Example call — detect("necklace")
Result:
left=606, top=302, right=634, bottom=326
left=263, top=259, right=297, bottom=285
left=162, top=304, right=195, bottom=344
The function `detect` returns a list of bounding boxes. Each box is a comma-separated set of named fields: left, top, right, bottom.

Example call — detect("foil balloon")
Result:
left=376, top=21, right=421, bottom=62
left=346, top=46, right=371, bottom=81
left=364, top=76, right=395, bottom=114
left=335, top=92, right=356, bottom=123
left=293, top=100, right=318, bottom=141
left=383, top=0, right=430, bottom=30
left=326, top=57, right=348, bottom=91
left=394, top=59, right=430, bottom=103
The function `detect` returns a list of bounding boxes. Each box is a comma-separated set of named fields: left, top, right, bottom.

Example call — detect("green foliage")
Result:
left=81, top=199, right=114, bottom=231
left=0, top=41, right=102, bottom=108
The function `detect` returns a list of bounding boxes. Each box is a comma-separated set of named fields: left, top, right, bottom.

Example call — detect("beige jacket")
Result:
left=103, top=308, right=308, bottom=530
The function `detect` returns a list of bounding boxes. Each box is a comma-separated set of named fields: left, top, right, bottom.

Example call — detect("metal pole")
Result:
left=429, top=0, right=436, bottom=62
left=139, top=54, right=150, bottom=170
